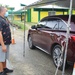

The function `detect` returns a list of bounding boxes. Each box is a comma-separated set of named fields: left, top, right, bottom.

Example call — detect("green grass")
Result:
left=12, top=20, right=28, bottom=30
left=12, top=20, right=37, bottom=30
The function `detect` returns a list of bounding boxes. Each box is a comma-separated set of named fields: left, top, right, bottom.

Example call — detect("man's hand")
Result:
left=2, top=45, right=7, bottom=52
left=0, top=32, right=7, bottom=52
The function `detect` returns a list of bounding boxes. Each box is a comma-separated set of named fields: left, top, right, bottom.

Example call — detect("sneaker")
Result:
left=0, top=72, right=7, bottom=75
left=4, top=68, right=13, bottom=73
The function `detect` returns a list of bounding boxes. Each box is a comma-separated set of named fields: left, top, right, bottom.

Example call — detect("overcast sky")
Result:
left=0, top=0, right=38, bottom=11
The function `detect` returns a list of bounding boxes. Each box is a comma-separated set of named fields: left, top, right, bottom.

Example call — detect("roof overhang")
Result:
left=34, top=8, right=68, bottom=12
left=25, top=0, right=75, bottom=9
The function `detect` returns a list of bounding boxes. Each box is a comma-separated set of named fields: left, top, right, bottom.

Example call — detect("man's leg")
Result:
left=0, top=62, right=7, bottom=75
left=0, top=62, right=3, bottom=72
left=3, top=45, right=13, bottom=73
left=3, top=45, right=8, bottom=69
left=3, top=45, right=9, bottom=69
left=0, top=46, right=7, bottom=75
left=2, top=61, right=6, bottom=69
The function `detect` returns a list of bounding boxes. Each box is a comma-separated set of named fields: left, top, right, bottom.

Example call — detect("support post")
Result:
left=23, top=9, right=26, bottom=57
left=62, top=0, right=73, bottom=75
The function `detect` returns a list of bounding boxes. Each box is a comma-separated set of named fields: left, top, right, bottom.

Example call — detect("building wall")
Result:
left=56, top=11, right=68, bottom=15
left=14, top=15, right=21, bottom=20
left=31, top=9, right=38, bottom=23
left=64, top=12, right=68, bottom=15
left=14, top=9, right=75, bottom=23
left=72, top=10, right=75, bottom=14
left=56, top=12, right=64, bottom=15
left=40, top=11, right=48, bottom=20
left=14, top=14, right=27, bottom=21
left=30, top=9, right=69, bottom=23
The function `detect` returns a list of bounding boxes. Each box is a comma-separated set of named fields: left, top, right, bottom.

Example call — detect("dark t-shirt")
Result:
left=0, top=16, right=11, bottom=45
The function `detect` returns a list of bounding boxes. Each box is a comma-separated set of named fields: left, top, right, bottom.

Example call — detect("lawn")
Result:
left=12, top=20, right=37, bottom=30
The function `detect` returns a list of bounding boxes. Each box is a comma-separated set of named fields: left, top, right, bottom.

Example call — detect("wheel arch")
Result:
left=50, top=43, right=61, bottom=56
left=27, top=34, right=30, bottom=41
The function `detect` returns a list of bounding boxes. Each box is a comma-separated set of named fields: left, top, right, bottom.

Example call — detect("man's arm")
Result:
left=0, top=31, right=7, bottom=52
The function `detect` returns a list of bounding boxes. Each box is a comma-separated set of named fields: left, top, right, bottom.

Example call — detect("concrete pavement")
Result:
left=7, top=29, right=73, bottom=75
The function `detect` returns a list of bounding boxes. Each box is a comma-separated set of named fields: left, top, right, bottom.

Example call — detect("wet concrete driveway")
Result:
left=7, top=30, right=73, bottom=75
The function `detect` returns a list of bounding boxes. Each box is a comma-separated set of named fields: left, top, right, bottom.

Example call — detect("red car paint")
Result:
left=28, top=15, right=75, bottom=63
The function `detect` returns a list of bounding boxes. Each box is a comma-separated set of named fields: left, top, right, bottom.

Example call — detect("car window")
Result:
left=46, top=19, right=67, bottom=30
left=38, top=21, right=46, bottom=25
left=58, top=20, right=67, bottom=30
left=37, top=21, right=46, bottom=28
left=46, top=20, right=59, bottom=30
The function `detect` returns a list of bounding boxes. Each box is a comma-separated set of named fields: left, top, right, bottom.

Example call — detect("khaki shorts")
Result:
left=0, top=45, right=9, bottom=62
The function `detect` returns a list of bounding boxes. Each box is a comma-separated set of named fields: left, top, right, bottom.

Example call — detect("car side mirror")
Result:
left=31, top=25, right=37, bottom=29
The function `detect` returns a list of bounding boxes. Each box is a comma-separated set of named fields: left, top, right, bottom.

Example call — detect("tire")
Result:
left=52, top=45, right=68, bottom=70
left=28, top=36, right=35, bottom=49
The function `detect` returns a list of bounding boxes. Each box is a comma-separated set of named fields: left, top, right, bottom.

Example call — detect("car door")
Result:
left=58, top=20, right=73, bottom=61
left=32, top=21, right=46, bottom=47
left=40, top=19, right=60, bottom=53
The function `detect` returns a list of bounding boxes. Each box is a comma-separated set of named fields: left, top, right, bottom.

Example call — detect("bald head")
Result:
left=0, top=6, right=7, bottom=17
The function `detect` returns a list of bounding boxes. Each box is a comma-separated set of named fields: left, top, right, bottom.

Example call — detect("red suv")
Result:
left=27, top=15, right=75, bottom=69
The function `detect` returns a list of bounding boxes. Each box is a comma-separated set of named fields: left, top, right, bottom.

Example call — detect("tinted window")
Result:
left=37, top=21, right=46, bottom=28
left=70, top=22, right=75, bottom=31
left=58, top=20, right=67, bottom=30
left=38, top=21, right=46, bottom=25
left=46, top=20, right=67, bottom=30
left=46, top=20, right=59, bottom=30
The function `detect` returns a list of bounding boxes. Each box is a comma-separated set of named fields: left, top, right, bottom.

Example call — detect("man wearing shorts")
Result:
left=0, top=6, right=13, bottom=75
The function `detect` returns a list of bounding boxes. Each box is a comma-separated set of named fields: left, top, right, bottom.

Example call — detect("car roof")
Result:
left=41, top=15, right=75, bottom=23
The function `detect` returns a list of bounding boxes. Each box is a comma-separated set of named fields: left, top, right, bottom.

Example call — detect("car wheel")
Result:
left=28, top=36, right=35, bottom=49
left=52, top=45, right=68, bottom=70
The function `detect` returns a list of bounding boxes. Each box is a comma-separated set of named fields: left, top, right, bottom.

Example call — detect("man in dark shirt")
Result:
left=0, top=6, right=13, bottom=75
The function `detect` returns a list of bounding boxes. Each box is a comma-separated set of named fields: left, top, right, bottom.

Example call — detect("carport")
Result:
left=23, top=0, right=75, bottom=75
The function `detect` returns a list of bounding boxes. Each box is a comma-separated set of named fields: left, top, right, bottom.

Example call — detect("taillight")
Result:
left=71, top=36, right=75, bottom=41
left=71, top=36, right=75, bottom=49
